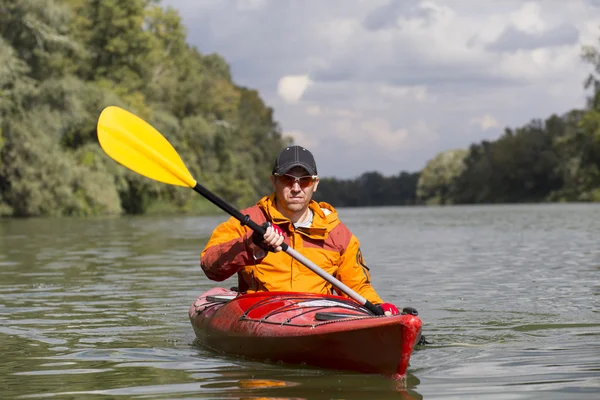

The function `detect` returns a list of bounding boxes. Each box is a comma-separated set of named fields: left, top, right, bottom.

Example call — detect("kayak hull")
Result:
left=189, top=288, right=422, bottom=377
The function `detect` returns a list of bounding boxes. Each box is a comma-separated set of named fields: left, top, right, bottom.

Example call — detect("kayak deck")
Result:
left=189, top=288, right=422, bottom=378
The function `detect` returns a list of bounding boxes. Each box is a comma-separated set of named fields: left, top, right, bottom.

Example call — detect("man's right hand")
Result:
left=252, top=222, right=284, bottom=252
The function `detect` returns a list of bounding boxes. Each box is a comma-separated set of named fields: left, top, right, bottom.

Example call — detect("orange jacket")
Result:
left=200, top=194, right=384, bottom=305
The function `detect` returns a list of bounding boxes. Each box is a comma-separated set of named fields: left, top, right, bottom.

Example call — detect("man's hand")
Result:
left=377, top=303, right=400, bottom=316
left=252, top=222, right=284, bottom=252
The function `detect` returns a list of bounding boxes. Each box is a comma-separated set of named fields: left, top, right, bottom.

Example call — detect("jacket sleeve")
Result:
left=335, top=234, right=384, bottom=305
left=200, top=216, right=264, bottom=281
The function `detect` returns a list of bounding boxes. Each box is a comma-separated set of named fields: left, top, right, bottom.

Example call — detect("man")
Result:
left=200, top=145, right=399, bottom=316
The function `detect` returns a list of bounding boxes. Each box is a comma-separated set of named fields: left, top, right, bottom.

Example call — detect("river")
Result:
left=1, top=203, right=599, bottom=399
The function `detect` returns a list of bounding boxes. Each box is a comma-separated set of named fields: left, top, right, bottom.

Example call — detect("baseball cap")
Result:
left=272, top=145, right=318, bottom=176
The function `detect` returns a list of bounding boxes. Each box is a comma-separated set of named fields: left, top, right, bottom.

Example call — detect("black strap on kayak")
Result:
left=314, top=312, right=361, bottom=321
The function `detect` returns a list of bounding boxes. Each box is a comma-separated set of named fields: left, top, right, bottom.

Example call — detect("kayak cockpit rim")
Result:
left=237, top=295, right=380, bottom=327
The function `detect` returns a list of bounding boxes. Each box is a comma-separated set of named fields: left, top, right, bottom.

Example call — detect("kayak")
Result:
left=188, top=287, right=423, bottom=378
left=96, top=107, right=425, bottom=376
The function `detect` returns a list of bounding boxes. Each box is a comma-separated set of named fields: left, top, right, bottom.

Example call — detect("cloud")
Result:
left=363, top=0, right=434, bottom=31
left=318, top=18, right=361, bottom=46
left=305, top=105, right=321, bottom=116
left=509, top=2, right=545, bottom=34
left=487, top=24, right=580, bottom=52
left=162, top=0, right=599, bottom=178
left=283, top=129, right=319, bottom=149
left=236, top=0, right=266, bottom=11
left=361, top=119, right=410, bottom=149
left=330, top=117, right=437, bottom=153
left=470, top=114, right=500, bottom=131
left=379, top=85, right=429, bottom=101
left=305, top=104, right=356, bottom=118
left=277, top=75, right=313, bottom=103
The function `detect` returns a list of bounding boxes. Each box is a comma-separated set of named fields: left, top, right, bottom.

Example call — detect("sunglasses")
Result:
left=275, top=173, right=317, bottom=188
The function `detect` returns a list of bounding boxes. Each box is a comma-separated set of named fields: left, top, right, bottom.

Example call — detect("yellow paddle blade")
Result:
left=97, top=106, right=196, bottom=188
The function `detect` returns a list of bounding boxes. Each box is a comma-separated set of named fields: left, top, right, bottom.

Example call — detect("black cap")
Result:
left=272, top=145, right=317, bottom=176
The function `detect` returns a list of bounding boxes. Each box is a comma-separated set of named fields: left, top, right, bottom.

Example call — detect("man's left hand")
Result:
left=378, top=303, right=400, bottom=316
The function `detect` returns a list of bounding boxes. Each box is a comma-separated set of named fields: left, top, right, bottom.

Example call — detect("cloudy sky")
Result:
left=163, top=0, right=600, bottom=179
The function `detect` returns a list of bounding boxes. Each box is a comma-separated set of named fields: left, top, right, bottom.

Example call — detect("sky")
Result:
left=162, top=0, right=600, bottom=179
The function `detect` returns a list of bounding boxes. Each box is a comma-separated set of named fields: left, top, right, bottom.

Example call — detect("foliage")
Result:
left=0, top=108, right=121, bottom=216
left=417, top=149, right=467, bottom=205
left=2, top=0, right=600, bottom=217
left=451, top=121, right=562, bottom=204
left=0, top=0, right=287, bottom=217
left=314, top=171, right=419, bottom=207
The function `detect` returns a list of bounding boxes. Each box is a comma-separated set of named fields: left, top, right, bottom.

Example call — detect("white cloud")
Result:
left=162, top=0, right=599, bottom=178
left=470, top=114, right=500, bottom=131
left=510, top=2, right=545, bottom=34
left=283, top=129, right=319, bottom=149
left=334, top=108, right=356, bottom=117
left=361, top=119, right=410, bottom=149
left=305, top=105, right=321, bottom=116
left=236, top=0, right=266, bottom=11
left=318, top=18, right=361, bottom=47
left=277, top=75, right=313, bottom=103
left=332, top=119, right=362, bottom=146
left=305, top=104, right=357, bottom=118
left=379, top=85, right=429, bottom=101
left=329, top=117, right=437, bottom=153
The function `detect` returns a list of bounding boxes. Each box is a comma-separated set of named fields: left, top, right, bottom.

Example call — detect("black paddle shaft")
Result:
left=193, top=182, right=384, bottom=316
left=193, top=183, right=286, bottom=247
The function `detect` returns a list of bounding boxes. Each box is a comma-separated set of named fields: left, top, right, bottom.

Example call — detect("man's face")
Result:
left=271, top=167, right=319, bottom=215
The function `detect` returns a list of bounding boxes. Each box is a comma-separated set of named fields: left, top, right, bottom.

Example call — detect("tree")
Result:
left=0, top=0, right=290, bottom=217
left=416, top=149, right=467, bottom=205
left=0, top=0, right=81, bottom=81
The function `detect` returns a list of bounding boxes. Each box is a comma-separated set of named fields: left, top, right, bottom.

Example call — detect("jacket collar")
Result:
left=258, top=194, right=338, bottom=239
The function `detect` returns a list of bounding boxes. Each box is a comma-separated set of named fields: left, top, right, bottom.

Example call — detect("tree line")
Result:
left=414, top=91, right=600, bottom=205
left=1, top=0, right=599, bottom=217
left=318, top=105, right=600, bottom=208
left=320, top=41, right=600, bottom=207
left=0, top=0, right=289, bottom=217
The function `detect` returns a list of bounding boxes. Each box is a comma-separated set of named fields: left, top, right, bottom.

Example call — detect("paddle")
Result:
left=96, top=106, right=384, bottom=316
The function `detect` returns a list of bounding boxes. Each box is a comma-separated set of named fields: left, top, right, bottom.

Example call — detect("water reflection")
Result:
left=17, top=355, right=424, bottom=399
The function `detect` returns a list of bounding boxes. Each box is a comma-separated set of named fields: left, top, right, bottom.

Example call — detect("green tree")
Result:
left=0, top=0, right=302, bottom=217
left=1, top=109, right=121, bottom=216
left=314, top=171, right=419, bottom=207
left=0, top=0, right=81, bottom=81
left=453, top=122, right=562, bottom=204
left=416, top=149, right=467, bottom=205
left=78, top=0, right=153, bottom=88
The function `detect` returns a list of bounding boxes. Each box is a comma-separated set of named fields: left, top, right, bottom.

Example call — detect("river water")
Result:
left=1, top=204, right=599, bottom=399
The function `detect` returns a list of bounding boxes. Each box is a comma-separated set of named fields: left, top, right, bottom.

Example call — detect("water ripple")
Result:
left=2, top=204, right=600, bottom=399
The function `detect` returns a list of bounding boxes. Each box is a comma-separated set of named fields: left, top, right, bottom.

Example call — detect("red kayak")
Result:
left=189, top=287, right=423, bottom=378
